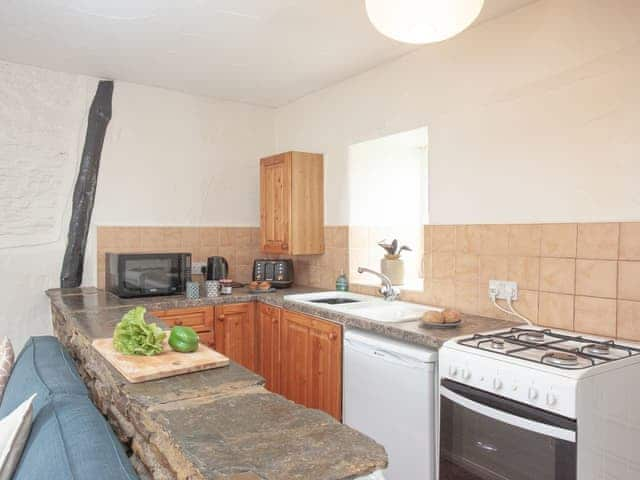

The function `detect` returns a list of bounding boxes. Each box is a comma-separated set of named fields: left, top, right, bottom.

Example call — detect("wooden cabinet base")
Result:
left=214, top=303, right=257, bottom=372
left=280, top=309, right=342, bottom=420
left=152, top=306, right=214, bottom=347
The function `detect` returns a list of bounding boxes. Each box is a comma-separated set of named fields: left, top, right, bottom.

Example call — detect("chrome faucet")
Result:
left=357, top=267, right=400, bottom=302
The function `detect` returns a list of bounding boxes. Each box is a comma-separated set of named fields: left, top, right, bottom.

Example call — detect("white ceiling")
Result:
left=0, top=0, right=538, bottom=107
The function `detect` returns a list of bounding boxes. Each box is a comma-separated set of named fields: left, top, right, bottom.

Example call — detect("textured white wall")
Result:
left=0, top=63, right=275, bottom=348
left=0, top=61, right=96, bottom=349
left=274, top=0, right=640, bottom=225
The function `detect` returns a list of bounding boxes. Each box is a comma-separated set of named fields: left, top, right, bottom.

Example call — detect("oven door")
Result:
left=120, top=254, right=187, bottom=297
left=439, top=379, right=576, bottom=480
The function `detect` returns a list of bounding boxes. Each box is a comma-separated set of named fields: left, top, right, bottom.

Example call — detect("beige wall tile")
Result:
left=97, top=226, right=142, bottom=249
left=513, top=290, right=539, bottom=324
left=478, top=225, right=509, bottom=255
left=199, top=245, right=219, bottom=260
left=541, top=224, right=577, bottom=258
left=574, top=296, right=617, bottom=337
left=620, top=223, right=640, bottom=261
left=218, top=246, right=236, bottom=268
left=349, top=226, right=368, bottom=249
left=432, top=253, right=455, bottom=279
left=180, top=227, right=200, bottom=249
left=431, top=226, right=455, bottom=253
left=456, top=225, right=481, bottom=254
left=477, top=293, right=509, bottom=320
left=617, top=300, right=640, bottom=341
left=455, top=281, right=478, bottom=314
left=479, top=255, right=508, bottom=287
left=618, top=261, right=640, bottom=301
left=423, top=226, right=432, bottom=253
left=423, top=254, right=432, bottom=281
left=508, top=256, right=540, bottom=291
left=508, top=224, right=542, bottom=257
left=141, top=227, right=182, bottom=249
left=331, top=226, right=348, bottom=248
left=235, top=265, right=253, bottom=283
left=577, top=223, right=619, bottom=260
left=199, top=227, right=220, bottom=247
left=540, top=257, right=575, bottom=294
left=432, top=279, right=455, bottom=308
left=455, top=254, right=479, bottom=283
left=538, top=292, right=574, bottom=330
left=575, top=259, right=617, bottom=298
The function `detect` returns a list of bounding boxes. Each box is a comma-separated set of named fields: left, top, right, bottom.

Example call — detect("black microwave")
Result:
left=105, top=253, right=192, bottom=298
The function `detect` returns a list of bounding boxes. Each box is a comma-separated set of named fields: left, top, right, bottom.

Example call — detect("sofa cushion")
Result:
left=0, top=336, right=87, bottom=418
left=13, top=395, right=138, bottom=480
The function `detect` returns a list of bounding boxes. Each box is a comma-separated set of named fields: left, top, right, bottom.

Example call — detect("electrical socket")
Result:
left=192, top=262, right=206, bottom=276
left=488, top=280, right=518, bottom=301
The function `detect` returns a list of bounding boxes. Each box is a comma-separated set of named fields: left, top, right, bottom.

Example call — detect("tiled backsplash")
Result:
left=96, top=226, right=348, bottom=290
left=96, top=222, right=640, bottom=340
left=414, top=223, right=640, bottom=341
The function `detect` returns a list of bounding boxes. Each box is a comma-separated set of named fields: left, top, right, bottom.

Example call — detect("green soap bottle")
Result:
left=336, top=271, right=349, bottom=292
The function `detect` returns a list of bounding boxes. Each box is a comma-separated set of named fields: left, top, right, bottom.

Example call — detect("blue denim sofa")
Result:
left=0, top=336, right=138, bottom=479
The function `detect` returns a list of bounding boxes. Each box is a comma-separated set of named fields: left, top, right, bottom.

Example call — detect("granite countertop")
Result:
left=46, top=285, right=519, bottom=349
left=48, top=286, right=388, bottom=480
left=47, top=286, right=519, bottom=479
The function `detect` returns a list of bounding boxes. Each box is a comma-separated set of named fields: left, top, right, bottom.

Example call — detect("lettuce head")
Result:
left=113, top=306, right=166, bottom=356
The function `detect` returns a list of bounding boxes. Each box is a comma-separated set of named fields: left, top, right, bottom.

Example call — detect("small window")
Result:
left=347, top=126, right=428, bottom=291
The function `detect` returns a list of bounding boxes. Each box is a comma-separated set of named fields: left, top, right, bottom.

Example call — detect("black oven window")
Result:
left=123, top=257, right=180, bottom=291
left=440, top=395, right=576, bottom=480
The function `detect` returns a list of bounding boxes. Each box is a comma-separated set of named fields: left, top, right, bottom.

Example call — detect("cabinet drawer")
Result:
left=153, top=306, right=213, bottom=331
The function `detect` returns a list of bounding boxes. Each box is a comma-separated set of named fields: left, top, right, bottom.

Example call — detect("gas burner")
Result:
left=581, top=343, right=611, bottom=356
left=542, top=352, right=579, bottom=367
left=491, top=338, right=505, bottom=350
left=518, top=331, right=546, bottom=343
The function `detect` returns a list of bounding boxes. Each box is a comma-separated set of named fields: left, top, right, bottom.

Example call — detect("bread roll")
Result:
left=422, top=310, right=444, bottom=324
left=442, top=309, right=462, bottom=323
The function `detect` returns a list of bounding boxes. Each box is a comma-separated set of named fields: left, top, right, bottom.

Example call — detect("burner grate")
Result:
left=458, top=328, right=640, bottom=370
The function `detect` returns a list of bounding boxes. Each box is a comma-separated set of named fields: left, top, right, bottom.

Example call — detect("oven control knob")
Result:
left=448, top=365, right=458, bottom=377
left=546, top=393, right=557, bottom=406
left=528, top=387, right=539, bottom=401
left=493, top=378, right=503, bottom=391
left=461, top=369, right=471, bottom=381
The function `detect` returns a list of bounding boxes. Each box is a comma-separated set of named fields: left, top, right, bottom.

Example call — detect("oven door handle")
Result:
left=441, top=386, right=576, bottom=443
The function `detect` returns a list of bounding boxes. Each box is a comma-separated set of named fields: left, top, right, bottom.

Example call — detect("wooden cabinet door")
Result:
left=281, top=310, right=310, bottom=407
left=260, top=153, right=291, bottom=254
left=280, top=310, right=342, bottom=420
left=151, top=307, right=214, bottom=346
left=214, top=303, right=257, bottom=371
left=257, top=304, right=282, bottom=393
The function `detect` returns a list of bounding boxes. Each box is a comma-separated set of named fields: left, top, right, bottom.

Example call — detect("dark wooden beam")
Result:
left=60, top=80, right=114, bottom=288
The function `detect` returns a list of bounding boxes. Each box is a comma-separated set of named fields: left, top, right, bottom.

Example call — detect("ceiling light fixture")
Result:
left=365, top=0, right=484, bottom=44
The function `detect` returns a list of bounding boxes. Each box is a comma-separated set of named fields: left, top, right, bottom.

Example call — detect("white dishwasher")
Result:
left=344, top=329, right=438, bottom=480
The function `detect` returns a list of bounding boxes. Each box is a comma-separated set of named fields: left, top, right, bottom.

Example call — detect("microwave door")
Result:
left=439, top=383, right=576, bottom=480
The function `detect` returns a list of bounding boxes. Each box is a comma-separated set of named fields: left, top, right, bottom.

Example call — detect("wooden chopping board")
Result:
left=92, top=337, right=229, bottom=383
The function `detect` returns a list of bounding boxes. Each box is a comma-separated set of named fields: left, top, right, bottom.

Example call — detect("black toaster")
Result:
left=252, top=259, right=294, bottom=288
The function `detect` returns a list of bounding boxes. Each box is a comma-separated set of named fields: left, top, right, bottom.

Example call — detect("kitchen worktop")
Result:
left=47, top=285, right=519, bottom=349
left=47, top=286, right=387, bottom=480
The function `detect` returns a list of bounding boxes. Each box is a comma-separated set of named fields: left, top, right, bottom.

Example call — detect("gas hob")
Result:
left=457, top=327, right=640, bottom=370
left=439, top=326, right=640, bottom=419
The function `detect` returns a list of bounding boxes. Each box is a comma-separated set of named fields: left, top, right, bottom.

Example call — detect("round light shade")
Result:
left=365, top=0, right=484, bottom=44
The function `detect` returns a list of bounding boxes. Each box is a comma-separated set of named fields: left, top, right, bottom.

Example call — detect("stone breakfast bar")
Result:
left=47, top=287, right=388, bottom=480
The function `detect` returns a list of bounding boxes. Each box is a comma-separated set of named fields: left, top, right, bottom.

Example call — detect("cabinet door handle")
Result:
left=175, top=320, right=183, bottom=326
left=281, top=243, right=288, bottom=249
left=329, top=332, right=337, bottom=340
left=272, top=318, right=278, bottom=324
left=218, top=315, right=225, bottom=322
